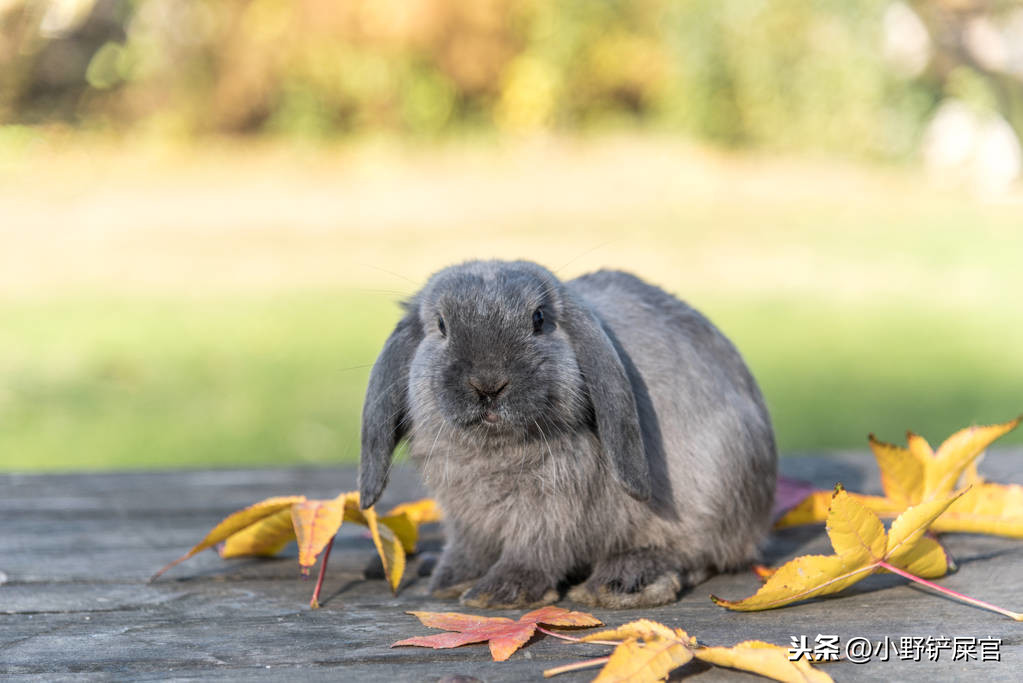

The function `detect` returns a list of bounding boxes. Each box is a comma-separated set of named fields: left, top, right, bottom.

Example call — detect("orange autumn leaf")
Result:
left=292, top=494, right=350, bottom=573
left=151, top=495, right=306, bottom=580
left=713, top=486, right=962, bottom=612
left=393, top=606, right=602, bottom=662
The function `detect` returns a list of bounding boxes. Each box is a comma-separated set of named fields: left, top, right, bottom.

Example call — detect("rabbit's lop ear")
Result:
left=563, top=297, right=651, bottom=501
left=359, top=307, right=423, bottom=509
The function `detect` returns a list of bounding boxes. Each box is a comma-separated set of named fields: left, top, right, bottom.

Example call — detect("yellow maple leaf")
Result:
left=775, top=490, right=897, bottom=529
left=150, top=496, right=306, bottom=580
left=220, top=506, right=297, bottom=558
left=381, top=498, right=443, bottom=553
left=582, top=620, right=695, bottom=683
left=930, top=482, right=1023, bottom=537
left=694, top=640, right=832, bottom=683
left=344, top=494, right=407, bottom=594
left=714, top=486, right=961, bottom=611
left=545, top=619, right=832, bottom=683
left=386, top=498, right=442, bottom=525
left=153, top=491, right=441, bottom=605
left=775, top=417, right=1020, bottom=535
left=871, top=416, right=1020, bottom=505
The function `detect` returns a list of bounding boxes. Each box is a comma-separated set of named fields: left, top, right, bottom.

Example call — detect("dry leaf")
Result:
left=151, top=495, right=306, bottom=580
left=220, top=506, right=297, bottom=558
left=583, top=620, right=694, bottom=683
left=364, top=506, right=406, bottom=593
left=871, top=416, right=1020, bottom=505
left=381, top=498, right=443, bottom=552
left=153, top=491, right=440, bottom=603
left=930, top=482, right=1023, bottom=537
left=775, top=417, right=1021, bottom=534
left=392, top=606, right=602, bottom=661
left=772, top=476, right=818, bottom=522
left=292, top=494, right=349, bottom=573
left=386, top=498, right=442, bottom=525
left=775, top=490, right=898, bottom=529
left=582, top=619, right=691, bottom=646
left=713, top=486, right=961, bottom=611
left=694, top=640, right=832, bottom=683
left=547, top=619, right=832, bottom=683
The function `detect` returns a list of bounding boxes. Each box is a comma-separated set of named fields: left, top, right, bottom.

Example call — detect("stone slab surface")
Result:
left=2, top=450, right=1022, bottom=681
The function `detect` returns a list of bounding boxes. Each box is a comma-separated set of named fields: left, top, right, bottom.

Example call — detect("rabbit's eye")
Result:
left=437, top=316, right=446, bottom=337
left=532, top=308, right=544, bottom=334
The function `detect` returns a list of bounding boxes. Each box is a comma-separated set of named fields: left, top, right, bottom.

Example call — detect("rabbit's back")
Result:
left=568, top=270, right=776, bottom=567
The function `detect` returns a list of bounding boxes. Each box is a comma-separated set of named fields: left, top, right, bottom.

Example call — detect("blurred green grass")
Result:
left=2, top=290, right=1020, bottom=471
left=2, top=138, right=1021, bottom=471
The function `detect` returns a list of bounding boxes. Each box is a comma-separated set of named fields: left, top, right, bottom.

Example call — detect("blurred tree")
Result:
left=1, top=0, right=1021, bottom=161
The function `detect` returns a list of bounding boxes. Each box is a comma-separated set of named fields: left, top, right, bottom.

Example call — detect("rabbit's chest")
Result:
left=417, top=431, right=608, bottom=548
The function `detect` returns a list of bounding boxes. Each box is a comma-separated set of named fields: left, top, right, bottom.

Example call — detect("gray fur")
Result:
left=359, top=260, right=777, bottom=608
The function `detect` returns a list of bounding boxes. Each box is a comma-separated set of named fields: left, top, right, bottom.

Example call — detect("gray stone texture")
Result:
left=2, top=450, right=1021, bottom=681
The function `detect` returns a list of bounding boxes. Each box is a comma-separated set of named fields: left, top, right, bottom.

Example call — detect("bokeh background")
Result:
left=2, top=0, right=1022, bottom=471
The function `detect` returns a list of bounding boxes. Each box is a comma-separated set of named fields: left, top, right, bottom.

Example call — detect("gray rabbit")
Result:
left=359, top=260, right=776, bottom=609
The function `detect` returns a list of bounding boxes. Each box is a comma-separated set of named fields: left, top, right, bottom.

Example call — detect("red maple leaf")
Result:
left=392, top=606, right=602, bottom=661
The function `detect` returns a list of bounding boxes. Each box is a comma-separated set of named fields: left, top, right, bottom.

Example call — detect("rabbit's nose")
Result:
left=468, top=376, right=509, bottom=400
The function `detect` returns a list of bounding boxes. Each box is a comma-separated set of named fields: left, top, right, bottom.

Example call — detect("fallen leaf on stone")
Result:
left=152, top=491, right=440, bottom=607
left=151, top=496, right=306, bottom=580
left=929, top=482, right=1023, bottom=537
left=694, top=640, right=832, bottom=683
left=378, top=498, right=442, bottom=554
left=771, top=476, right=818, bottom=522
left=544, top=619, right=832, bottom=682
left=292, top=494, right=349, bottom=572
left=219, top=505, right=298, bottom=558
left=714, top=485, right=962, bottom=611
left=392, top=606, right=602, bottom=661
left=774, top=417, right=1022, bottom=538
left=872, top=416, right=1020, bottom=505
left=343, top=495, right=406, bottom=593
left=583, top=620, right=694, bottom=682
left=775, top=490, right=897, bottom=529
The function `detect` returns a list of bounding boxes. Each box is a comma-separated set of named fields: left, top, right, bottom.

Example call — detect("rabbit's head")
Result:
left=410, top=261, right=582, bottom=436
left=359, top=260, right=649, bottom=507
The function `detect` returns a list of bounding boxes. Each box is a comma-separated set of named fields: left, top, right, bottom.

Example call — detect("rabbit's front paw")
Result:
left=460, top=565, right=558, bottom=609
left=428, top=551, right=489, bottom=599
left=567, top=548, right=699, bottom=608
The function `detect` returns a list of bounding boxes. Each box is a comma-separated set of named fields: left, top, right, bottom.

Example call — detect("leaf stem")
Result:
left=149, top=555, right=186, bottom=583
left=879, top=560, right=1023, bottom=620
left=309, top=534, right=335, bottom=609
left=535, top=626, right=620, bottom=646
left=543, top=657, right=610, bottom=678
